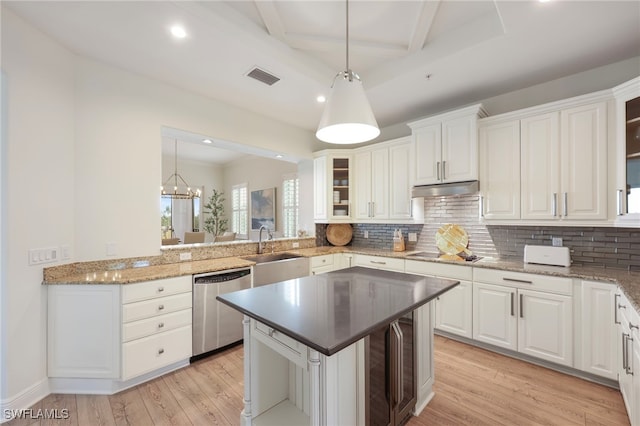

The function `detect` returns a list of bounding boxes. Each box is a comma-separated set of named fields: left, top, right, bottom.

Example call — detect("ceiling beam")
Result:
left=254, top=0, right=286, bottom=41
left=408, top=0, right=441, bottom=53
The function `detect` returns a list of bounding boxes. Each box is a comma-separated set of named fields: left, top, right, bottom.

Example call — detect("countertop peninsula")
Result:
left=216, top=266, right=459, bottom=356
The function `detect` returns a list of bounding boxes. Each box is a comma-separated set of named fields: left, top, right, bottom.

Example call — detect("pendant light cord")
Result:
left=346, top=0, right=349, bottom=73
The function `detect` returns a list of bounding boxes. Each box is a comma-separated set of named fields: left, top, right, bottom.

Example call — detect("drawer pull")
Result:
left=322, top=259, right=326, bottom=263
left=631, top=323, right=639, bottom=331
left=158, top=348, right=165, bottom=355
left=268, top=328, right=275, bottom=337
left=503, top=277, right=533, bottom=284
left=619, top=304, right=627, bottom=310
left=158, top=304, right=165, bottom=311
left=370, top=260, right=387, bottom=265
left=614, top=294, right=621, bottom=325
left=158, top=322, right=165, bottom=329
left=158, top=287, right=164, bottom=292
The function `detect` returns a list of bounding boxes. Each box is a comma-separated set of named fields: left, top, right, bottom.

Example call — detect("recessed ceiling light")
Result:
left=316, top=95, right=326, bottom=103
left=170, top=25, right=187, bottom=39
left=202, top=139, right=212, bottom=144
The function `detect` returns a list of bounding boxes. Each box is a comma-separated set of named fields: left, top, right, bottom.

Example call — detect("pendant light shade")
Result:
left=316, top=70, right=380, bottom=144
left=316, top=0, right=379, bottom=144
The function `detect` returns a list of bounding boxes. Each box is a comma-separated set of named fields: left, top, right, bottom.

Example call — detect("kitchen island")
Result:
left=217, top=266, right=459, bottom=426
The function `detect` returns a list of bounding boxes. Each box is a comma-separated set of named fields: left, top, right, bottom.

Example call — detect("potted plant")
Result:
left=203, top=189, right=228, bottom=237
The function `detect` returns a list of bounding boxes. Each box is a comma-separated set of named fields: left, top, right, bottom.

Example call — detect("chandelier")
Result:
left=161, top=139, right=201, bottom=199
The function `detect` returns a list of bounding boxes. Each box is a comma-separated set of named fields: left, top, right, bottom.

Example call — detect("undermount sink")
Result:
left=241, top=252, right=310, bottom=287
left=241, top=252, right=304, bottom=264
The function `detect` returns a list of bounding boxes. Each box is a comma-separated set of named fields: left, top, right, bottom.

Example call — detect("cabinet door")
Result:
left=370, top=148, right=389, bottom=218
left=414, top=124, right=441, bottom=185
left=354, top=151, right=372, bottom=220
left=518, top=289, right=573, bottom=367
left=435, top=280, right=472, bottom=338
left=560, top=102, right=608, bottom=220
left=389, top=141, right=413, bottom=219
left=479, top=120, right=521, bottom=220
left=581, top=281, right=617, bottom=379
left=473, top=282, right=517, bottom=351
left=619, top=320, right=635, bottom=420
left=313, top=156, right=328, bottom=220
left=442, top=115, right=478, bottom=182
left=521, top=112, right=560, bottom=220
left=632, top=337, right=640, bottom=426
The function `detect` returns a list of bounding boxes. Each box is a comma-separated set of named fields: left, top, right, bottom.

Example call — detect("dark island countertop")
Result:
left=217, top=266, right=459, bottom=356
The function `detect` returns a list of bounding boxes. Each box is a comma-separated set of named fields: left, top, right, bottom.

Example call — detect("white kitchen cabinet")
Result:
left=353, top=254, right=405, bottom=272
left=616, top=290, right=640, bottom=425
left=612, top=77, right=640, bottom=225
left=405, top=260, right=473, bottom=339
left=354, top=147, right=388, bottom=220
left=313, top=151, right=353, bottom=223
left=408, top=104, right=487, bottom=186
left=121, top=276, right=192, bottom=380
left=473, top=269, right=573, bottom=367
left=354, top=137, right=414, bottom=222
left=479, top=120, right=521, bottom=220
left=580, top=281, right=617, bottom=380
left=310, top=254, right=336, bottom=275
left=48, top=285, right=121, bottom=378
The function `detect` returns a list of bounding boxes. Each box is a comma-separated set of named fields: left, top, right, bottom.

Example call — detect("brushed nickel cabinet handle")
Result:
left=563, top=192, right=568, bottom=217
left=158, top=287, right=164, bottom=292
left=510, top=293, right=515, bottom=317
left=631, top=323, right=639, bottom=331
left=479, top=195, right=484, bottom=218
left=436, top=162, right=441, bottom=181
left=615, top=294, right=621, bottom=325
left=158, top=304, right=165, bottom=311
left=158, top=348, right=165, bottom=355
left=370, top=260, right=387, bottom=265
left=268, top=328, right=275, bottom=337
left=442, top=160, right=446, bottom=180
left=519, top=294, right=524, bottom=319
left=627, top=336, right=634, bottom=376
left=552, top=193, right=558, bottom=217
left=622, top=333, right=628, bottom=371
left=617, top=189, right=624, bottom=216
left=158, top=322, right=165, bottom=329
left=503, top=277, right=533, bottom=284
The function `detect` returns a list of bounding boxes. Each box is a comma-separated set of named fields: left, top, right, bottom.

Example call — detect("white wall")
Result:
left=1, top=8, right=76, bottom=409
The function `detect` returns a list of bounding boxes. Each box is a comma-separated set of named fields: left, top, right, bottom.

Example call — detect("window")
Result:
left=282, top=174, right=299, bottom=238
left=160, top=189, right=202, bottom=241
left=231, top=183, right=248, bottom=238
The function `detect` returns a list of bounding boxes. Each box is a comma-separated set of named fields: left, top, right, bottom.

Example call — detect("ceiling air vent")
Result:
left=246, top=67, right=280, bottom=86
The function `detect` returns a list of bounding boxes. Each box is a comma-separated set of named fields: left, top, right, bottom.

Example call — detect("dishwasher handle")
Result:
left=193, top=268, right=251, bottom=284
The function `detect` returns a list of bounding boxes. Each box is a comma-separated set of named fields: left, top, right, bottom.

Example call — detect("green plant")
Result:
left=203, top=189, right=228, bottom=236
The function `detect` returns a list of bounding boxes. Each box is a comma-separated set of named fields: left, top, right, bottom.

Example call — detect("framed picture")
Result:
left=251, top=187, right=276, bottom=230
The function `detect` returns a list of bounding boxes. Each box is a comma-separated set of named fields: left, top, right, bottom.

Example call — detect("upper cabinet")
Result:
left=479, top=92, right=611, bottom=225
left=408, top=104, right=487, bottom=186
left=613, top=77, right=640, bottom=225
left=313, top=151, right=353, bottom=223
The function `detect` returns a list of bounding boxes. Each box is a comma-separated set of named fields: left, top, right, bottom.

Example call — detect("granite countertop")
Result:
left=217, top=266, right=459, bottom=356
left=43, top=245, right=640, bottom=312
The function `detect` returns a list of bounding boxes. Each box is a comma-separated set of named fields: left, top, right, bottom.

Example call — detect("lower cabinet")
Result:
left=405, top=260, right=473, bottom=339
left=353, top=253, right=405, bottom=272
left=48, top=276, right=193, bottom=387
left=472, top=269, right=573, bottom=367
left=580, top=281, right=617, bottom=380
left=617, top=290, right=640, bottom=425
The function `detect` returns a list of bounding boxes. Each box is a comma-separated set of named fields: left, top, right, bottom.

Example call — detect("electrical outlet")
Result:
left=60, top=245, right=71, bottom=260
left=552, top=237, right=563, bottom=247
left=408, top=232, right=417, bottom=242
left=292, top=242, right=300, bottom=248
left=364, top=230, right=369, bottom=239
left=180, top=252, right=192, bottom=261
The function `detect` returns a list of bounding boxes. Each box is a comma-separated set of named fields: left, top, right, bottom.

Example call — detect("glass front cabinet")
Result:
left=313, top=150, right=353, bottom=222
left=614, top=77, right=640, bottom=224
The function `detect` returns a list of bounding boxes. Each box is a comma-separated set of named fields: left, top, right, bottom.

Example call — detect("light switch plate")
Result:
left=552, top=237, right=563, bottom=247
left=408, top=232, right=417, bottom=242
left=364, top=230, right=369, bottom=239
left=180, top=252, right=192, bottom=261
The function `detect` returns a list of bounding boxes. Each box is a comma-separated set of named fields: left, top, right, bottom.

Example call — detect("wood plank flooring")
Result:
left=6, top=336, right=629, bottom=426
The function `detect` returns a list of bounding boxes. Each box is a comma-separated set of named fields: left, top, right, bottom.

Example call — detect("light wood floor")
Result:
left=7, top=336, right=629, bottom=426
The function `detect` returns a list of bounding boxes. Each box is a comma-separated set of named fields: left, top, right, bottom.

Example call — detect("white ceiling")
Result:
left=6, top=0, right=640, bottom=140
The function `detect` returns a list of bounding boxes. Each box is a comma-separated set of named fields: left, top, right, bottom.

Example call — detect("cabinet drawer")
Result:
left=311, top=254, right=334, bottom=268
left=252, top=320, right=307, bottom=368
left=123, top=308, right=192, bottom=343
left=473, top=268, right=572, bottom=295
left=123, top=292, right=192, bottom=323
left=354, top=254, right=405, bottom=272
left=618, top=291, right=640, bottom=335
left=122, top=276, right=191, bottom=304
left=122, top=325, right=191, bottom=380
left=405, top=260, right=472, bottom=281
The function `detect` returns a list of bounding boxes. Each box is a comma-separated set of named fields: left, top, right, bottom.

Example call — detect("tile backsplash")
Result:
left=316, top=194, right=640, bottom=271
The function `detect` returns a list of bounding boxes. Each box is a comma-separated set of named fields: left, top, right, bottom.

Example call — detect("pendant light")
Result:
left=161, top=139, right=201, bottom=199
left=316, top=0, right=380, bottom=144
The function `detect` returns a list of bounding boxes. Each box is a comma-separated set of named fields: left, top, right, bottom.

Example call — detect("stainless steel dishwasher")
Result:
left=192, top=267, right=251, bottom=358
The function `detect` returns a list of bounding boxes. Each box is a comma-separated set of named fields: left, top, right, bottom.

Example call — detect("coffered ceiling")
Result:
left=5, top=1, right=640, bottom=138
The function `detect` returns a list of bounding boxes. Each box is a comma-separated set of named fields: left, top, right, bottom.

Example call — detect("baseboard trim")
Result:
left=0, top=377, right=50, bottom=424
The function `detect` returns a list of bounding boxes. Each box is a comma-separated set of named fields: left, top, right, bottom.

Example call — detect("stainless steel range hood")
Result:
left=411, top=180, right=479, bottom=198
